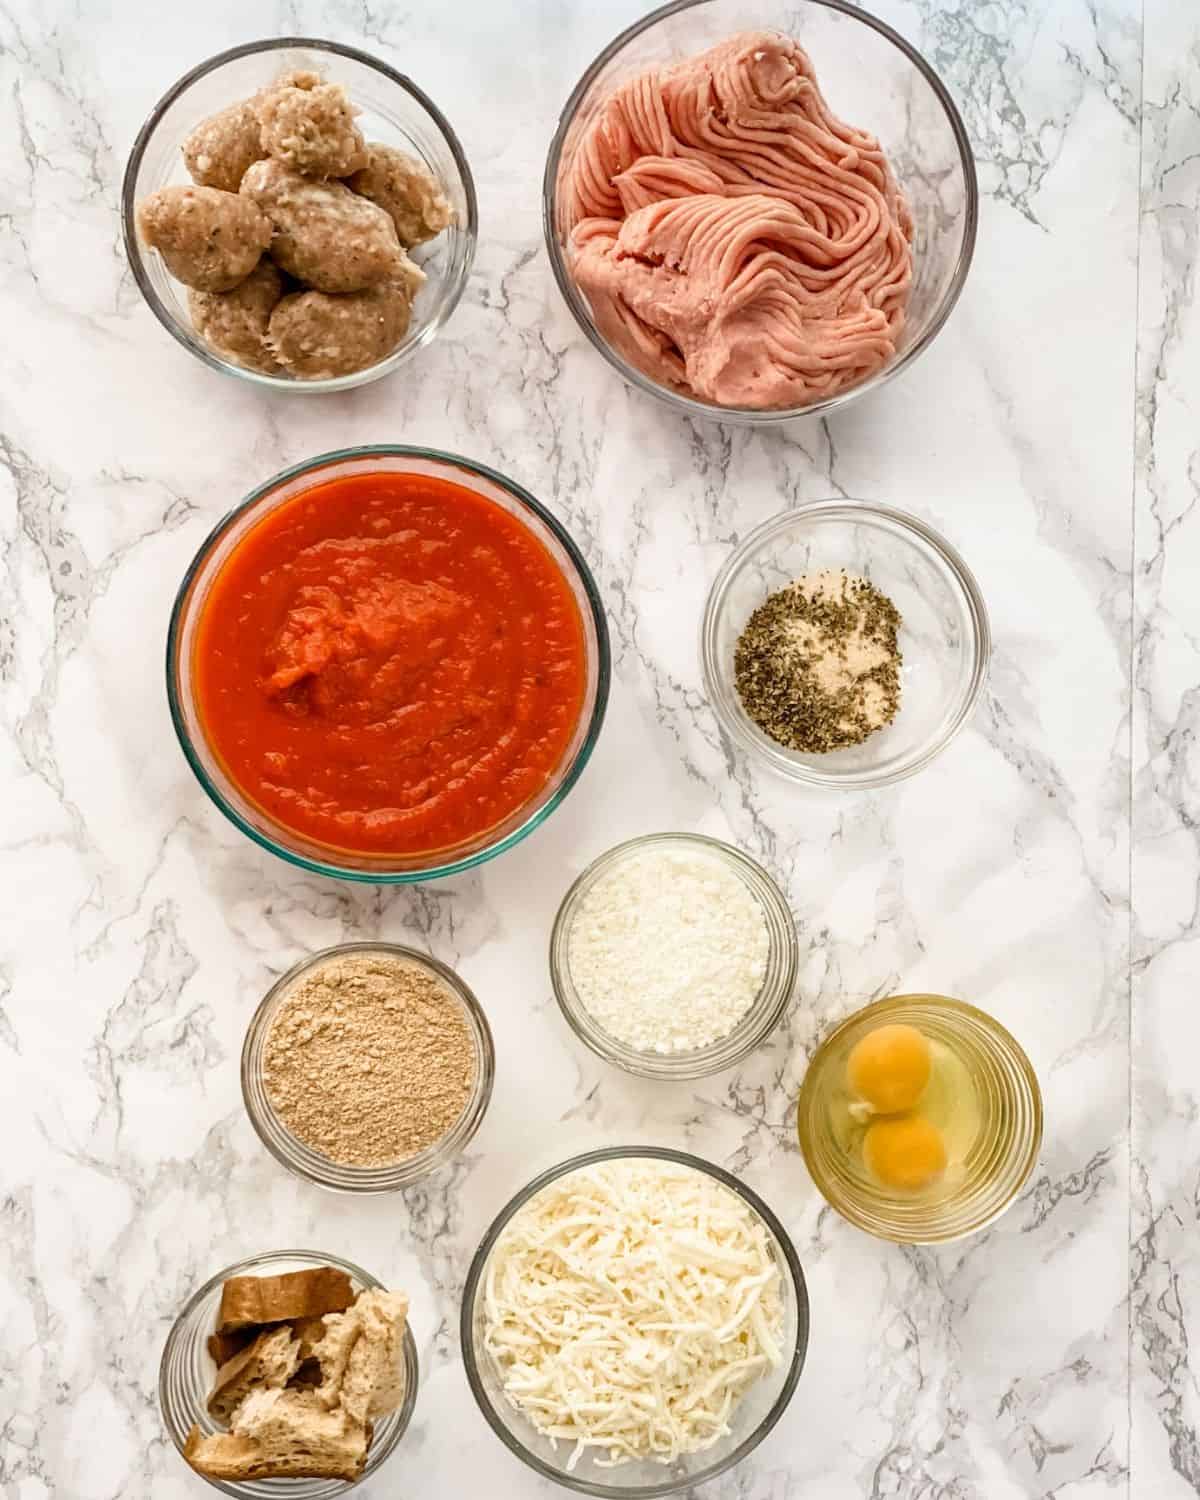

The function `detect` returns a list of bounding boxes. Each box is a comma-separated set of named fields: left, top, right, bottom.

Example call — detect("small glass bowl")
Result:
left=159, top=1248, right=419, bottom=1498
left=167, top=446, right=610, bottom=882
left=550, top=833, right=798, bottom=1079
left=461, top=1146, right=809, bottom=1496
left=241, top=942, right=495, bottom=1192
left=796, top=994, right=1043, bottom=1244
left=701, top=501, right=990, bottom=788
left=122, top=37, right=477, bottom=392
left=544, top=0, right=977, bottom=423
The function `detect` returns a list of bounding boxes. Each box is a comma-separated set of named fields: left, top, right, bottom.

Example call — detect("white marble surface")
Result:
left=1, top=0, right=1193, bottom=1495
left=1133, top=2, right=1200, bottom=1495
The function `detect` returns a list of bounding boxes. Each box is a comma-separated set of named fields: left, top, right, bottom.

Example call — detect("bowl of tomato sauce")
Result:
left=167, top=447, right=610, bottom=881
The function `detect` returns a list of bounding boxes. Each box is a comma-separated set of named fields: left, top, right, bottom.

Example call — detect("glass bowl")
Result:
left=241, top=941, right=495, bottom=1192
left=550, top=833, right=798, bottom=1079
left=167, top=446, right=610, bottom=881
left=701, top=500, right=989, bottom=787
left=159, top=1248, right=419, bottom=1498
left=460, top=1146, right=809, bottom=1496
left=543, top=0, right=977, bottom=424
left=122, top=37, right=477, bottom=392
left=796, top=994, right=1043, bottom=1244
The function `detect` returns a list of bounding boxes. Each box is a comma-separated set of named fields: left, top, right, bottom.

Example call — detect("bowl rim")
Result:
left=459, top=1144, right=810, bottom=1497
left=541, top=0, right=979, bottom=424
left=700, top=498, right=991, bottom=787
left=549, top=832, right=799, bottom=1079
left=158, top=1247, right=419, bottom=1496
left=795, top=992, right=1045, bottom=1244
left=241, top=940, right=496, bottom=1192
left=121, top=35, right=479, bottom=394
left=165, top=444, right=612, bottom=882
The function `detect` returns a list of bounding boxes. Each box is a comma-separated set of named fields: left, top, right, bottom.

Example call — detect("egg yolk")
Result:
left=846, top=1023, right=932, bottom=1114
left=862, top=1114, right=947, bottom=1192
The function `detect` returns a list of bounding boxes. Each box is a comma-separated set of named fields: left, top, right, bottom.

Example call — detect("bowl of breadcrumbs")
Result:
left=241, top=941, right=494, bottom=1192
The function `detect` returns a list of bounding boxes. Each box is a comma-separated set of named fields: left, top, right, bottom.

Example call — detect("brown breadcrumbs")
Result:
left=263, top=950, right=477, bottom=1168
left=734, top=570, right=902, bottom=753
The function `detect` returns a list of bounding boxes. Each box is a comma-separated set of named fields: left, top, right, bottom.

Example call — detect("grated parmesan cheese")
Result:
left=566, top=844, right=769, bottom=1053
left=481, top=1159, right=785, bottom=1470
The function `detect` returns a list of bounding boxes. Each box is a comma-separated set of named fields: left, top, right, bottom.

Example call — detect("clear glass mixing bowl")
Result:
left=460, top=1146, right=809, bottom=1496
left=241, top=942, right=495, bottom=1192
left=166, top=446, right=610, bottom=882
left=159, top=1249, right=418, bottom=1498
left=544, top=0, right=977, bottom=423
left=550, top=833, right=798, bottom=1079
left=796, top=994, right=1043, bottom=1243
left=701, top=500, right=990, bottom=787
left=123, top=37, right=476, bottom=392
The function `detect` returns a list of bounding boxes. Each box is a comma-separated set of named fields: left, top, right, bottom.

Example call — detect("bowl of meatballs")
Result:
left=122, top=37, right=477, bottom=390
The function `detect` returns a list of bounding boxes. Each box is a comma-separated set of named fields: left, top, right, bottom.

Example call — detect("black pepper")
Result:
left=733, top=570, right=902, bottom=753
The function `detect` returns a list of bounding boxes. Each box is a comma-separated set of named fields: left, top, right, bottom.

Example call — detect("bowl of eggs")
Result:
left=796, top=994, right=1042, bottom=1244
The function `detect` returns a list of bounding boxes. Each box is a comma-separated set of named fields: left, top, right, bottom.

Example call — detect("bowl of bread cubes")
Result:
left=159, top=1251, right=417, bottom=1495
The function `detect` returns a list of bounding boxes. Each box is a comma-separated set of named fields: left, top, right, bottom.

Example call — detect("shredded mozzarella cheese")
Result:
left=482, top=1160, right=785, bottom=1469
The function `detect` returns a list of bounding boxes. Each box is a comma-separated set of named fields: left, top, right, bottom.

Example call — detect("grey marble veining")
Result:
left=0, top=0, right=1193, bottom=1496
left=1132, top=1, right=1200, bottom=1495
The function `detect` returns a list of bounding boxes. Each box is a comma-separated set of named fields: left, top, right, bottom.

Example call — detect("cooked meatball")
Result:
left=263, top=69, right=322, bottom=97
left=348, top=143, right=452, bottom=247
left=255, top=72, right=367, bottom=178
left=187, top=258, right=285, bottom=372
left=136, top=185, right=271, bottom=292
left=389, top=247, right=426, bottom=305
left=182, top=100, right=265, bottom=192
left=241, top=158, right=405, bottom=292
left=267, top=277, right=419, bottom=378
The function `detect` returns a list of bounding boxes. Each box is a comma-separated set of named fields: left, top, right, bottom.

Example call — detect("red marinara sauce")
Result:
left=194, top=470, right=589, bottom=856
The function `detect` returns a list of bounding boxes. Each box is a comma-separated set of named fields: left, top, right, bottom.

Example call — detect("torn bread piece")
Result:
left=216, top=1266, right=354, bottom=1334
left=184, top=1391, right=368, bottom=1482
left=291, top=1314, right=330, bottom=1362
left=287, top=1314, right=331, bottom=1386
left=236, top=1388, right=368, bottom=1476
left=207, top=1326, right=300, bottom=1424
left=206, top=1327, right=253, bottom=1367
left=311, top=1288, right=409, bottom=1424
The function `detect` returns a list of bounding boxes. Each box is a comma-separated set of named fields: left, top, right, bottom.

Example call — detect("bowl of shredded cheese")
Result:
left=460, top=1147, right=808, bottom=1495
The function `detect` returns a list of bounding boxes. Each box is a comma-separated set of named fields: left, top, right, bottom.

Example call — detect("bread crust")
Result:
left=183, top=1416, right=367, bottom=1482
left=216, top=1266, right=354, bottom=1333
